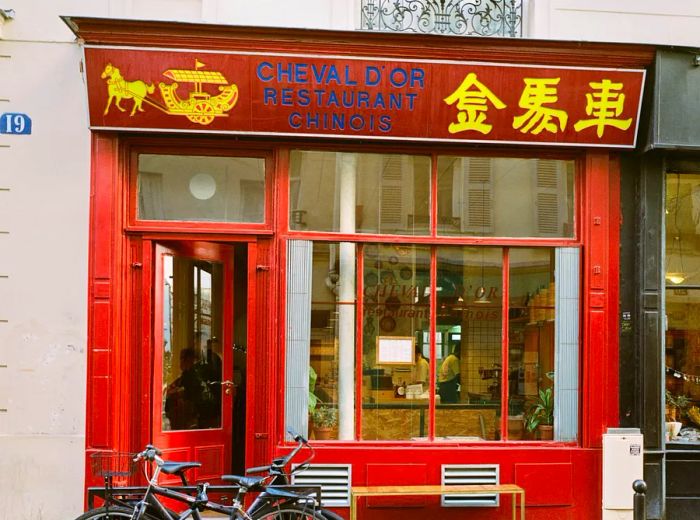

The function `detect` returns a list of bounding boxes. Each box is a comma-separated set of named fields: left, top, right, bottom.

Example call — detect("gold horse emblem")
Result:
left=101, top=63, right=155, bottom=116
left=99, top=60, right=238, bottom=126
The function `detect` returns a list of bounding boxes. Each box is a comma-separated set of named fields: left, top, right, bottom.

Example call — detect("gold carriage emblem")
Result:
left=100, top=60, right=239, bottom=126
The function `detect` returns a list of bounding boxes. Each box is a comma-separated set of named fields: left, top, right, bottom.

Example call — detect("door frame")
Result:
left=135, top=236, right=258, bottom=476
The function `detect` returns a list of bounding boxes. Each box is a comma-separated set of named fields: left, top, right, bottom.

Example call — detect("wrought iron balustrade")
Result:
left=360, top=0, right=523, bottom=38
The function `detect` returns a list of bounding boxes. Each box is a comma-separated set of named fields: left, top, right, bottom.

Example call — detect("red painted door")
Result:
left=152, top=241, right=235, bottom=482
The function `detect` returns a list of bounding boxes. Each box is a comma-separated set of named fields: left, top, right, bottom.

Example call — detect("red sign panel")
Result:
left=85, top=47, right=646, bottom=147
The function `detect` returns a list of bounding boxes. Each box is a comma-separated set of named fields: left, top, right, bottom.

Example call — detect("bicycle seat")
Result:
left=161, top=461, right=202, bottom=475
left=221, top=474, right=266, bottom=491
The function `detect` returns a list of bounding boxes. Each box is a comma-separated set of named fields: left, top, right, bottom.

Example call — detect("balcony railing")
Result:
left=360, top=0, right=523, bottom=38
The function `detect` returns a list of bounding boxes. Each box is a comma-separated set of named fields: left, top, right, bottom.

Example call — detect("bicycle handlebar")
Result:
left=133, top=444, right=164, bottom=463
left=245, top=430, right=313, bottom=478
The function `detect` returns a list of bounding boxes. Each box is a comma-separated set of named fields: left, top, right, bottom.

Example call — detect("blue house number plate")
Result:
left=0, top=113, right=32, bottom=135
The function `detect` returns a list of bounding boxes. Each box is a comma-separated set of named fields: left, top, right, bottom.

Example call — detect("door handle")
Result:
left=221, top=380, right=236, bottom=394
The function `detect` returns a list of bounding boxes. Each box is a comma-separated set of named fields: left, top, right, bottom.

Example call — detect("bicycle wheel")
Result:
left=72, top=505, right=161, bottom=520
left=252, top=504, right=327, bottom=520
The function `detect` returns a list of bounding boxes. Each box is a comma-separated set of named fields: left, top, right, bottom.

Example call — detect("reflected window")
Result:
left=162, top=255, right=223, bottom=431
left=437, top=156, right=574, bottom=238
left=289, top=151, right=431, bottom=235
left=665, top=173, right=700, bottom=439
left=435, top=247, right=502, bottom=440
left=138, top=154, right=265, bottom=223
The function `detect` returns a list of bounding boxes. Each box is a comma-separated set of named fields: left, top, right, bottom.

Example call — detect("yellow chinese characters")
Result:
left=512, top=78, right=568, bottom=135
left=573, top=79, right=632, bottom=137
left=444, top=72, right=506, bottom=135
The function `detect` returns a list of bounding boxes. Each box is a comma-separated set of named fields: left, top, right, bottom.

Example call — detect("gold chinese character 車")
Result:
left=573, top=79, right=632, bottom=137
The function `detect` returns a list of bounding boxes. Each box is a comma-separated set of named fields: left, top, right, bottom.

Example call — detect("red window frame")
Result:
left=278, top=145, right=585, bottom=445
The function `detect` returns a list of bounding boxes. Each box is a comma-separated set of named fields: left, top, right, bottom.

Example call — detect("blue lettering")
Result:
left=389, top=93, right=402, bottom=110
left=298, top=89, right=311, bottom=107
left=344, top=65, right=358, bottom=86
left=280, top=88, right=294, bottom=106
left=289, top=112, right=302, bottom=129
left=295, top=63, right=308, bottom=83
left=357, top=91, right=370, bottom=108
left=327, top=90, right=340, bottom=107
left=326, top=65, right=341, bottom=85
left=306, top=112, right=320, bottom=129
left=389, top=67, right=408, bottom=88
left=263, top=88, right=277, bottom=105
left=313, top=89, right=326, bottom=104
left=379, top=115, right=392, bottom=132
left=277, top=62, right=294, bottom=82
left=312, top=64, right=327, bottom=84
left=406, top=92, right=418, bottom=110
left=365, top=66, right=381, bottom=86
left=257, top=62, right=274, bottom=82
left=410, top=68, right=425, bottom=88
left=349, top=114, right=365, bottom=131
left=332, top=113, right=345, bottom=130
left=342, top=91, right=355, bottom=109
left=373, top=92, right=386, bottom=109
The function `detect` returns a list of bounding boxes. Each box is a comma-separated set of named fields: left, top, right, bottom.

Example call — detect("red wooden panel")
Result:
left=366, top=463, right=428, bottom=509
left=514, top=462, right=573, bottom=506
left=89, top=376, right=110, bottom=448
left=91, top=348, right=110, bottom=377
left=91, top=135, right=116, bottom=278
left=195, top=444, right=225, bottom=481
left=91, top=301, right=111, bottom=348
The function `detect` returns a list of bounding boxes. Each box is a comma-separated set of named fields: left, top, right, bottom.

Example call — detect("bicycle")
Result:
left=77, top=439, right=328, bottom=520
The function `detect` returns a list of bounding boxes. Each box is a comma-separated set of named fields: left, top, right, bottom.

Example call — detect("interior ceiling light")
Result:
left=666, top=273, right=687, bottom=285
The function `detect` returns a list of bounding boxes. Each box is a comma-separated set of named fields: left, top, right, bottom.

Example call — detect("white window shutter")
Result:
left=459, top=157, right=493, bottom=234
left=535, top=159, right=564, bottom=236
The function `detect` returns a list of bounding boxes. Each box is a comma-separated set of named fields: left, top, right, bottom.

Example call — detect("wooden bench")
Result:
left=350, top=484, right=525, bottom=520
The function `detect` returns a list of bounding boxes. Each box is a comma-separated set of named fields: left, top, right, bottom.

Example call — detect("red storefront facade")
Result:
left=68, top=17, right=654, bottom=519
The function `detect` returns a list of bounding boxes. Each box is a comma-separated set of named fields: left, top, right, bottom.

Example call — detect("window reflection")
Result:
left=508, top=249, right=555, bottom=441
left=436, top=156, right=574, bottom=238
left=435, top=247, right=502, bottom=440
left=162, top=255, right=223, bottom=431
left=362, top=244, right=430, bottom=440
left=289, top=151, right=431, bottom=235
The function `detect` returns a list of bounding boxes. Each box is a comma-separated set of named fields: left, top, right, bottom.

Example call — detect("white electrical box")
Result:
left=602, top=428, right=643, bottom=520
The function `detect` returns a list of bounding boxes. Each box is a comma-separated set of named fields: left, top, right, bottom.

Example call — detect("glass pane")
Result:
left=434, top=247, right=502, bottom=441
left=508, top=248, right=555, bottom=441
left=665, top=173, right=700, bottom=286
left=361, top=244, right=431, bottom=440
left=138, top=154, right=265, bottom=222
left=285, top=241, right=356, bottom=441
left=436, top=156, right=574, bottom=238
left=289, top=151, right=431, bottom=235
left=665, top=289, right=700, bottom=439
left=162, top=255, right=223, bottom=431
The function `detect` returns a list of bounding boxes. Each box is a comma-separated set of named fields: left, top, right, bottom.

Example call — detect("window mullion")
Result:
left=429, top=245, right=437, bottom=440
left=501, top=248, right=510, bottom=441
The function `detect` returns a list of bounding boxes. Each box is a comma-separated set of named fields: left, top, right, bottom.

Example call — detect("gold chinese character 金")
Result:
left=573, top=79, right=632, bottom=137
left=444, top=72, right=506, bottom=135
left=512, top=77, right=568, bottom=135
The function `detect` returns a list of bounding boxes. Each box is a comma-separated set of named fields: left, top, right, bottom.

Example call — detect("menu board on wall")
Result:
left=376, top=336, right=415, bottom=365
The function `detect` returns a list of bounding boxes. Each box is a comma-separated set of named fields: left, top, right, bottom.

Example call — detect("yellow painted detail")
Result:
left=512, top=77, right=568, bottom=135
left=443, top=72, right=506, bottom=135
left=573, top=79, right=632, bottom=137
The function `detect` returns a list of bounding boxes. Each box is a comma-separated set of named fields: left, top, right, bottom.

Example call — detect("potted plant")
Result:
left=524, top=388, right=554, bottom=440
left=310, top=405, right=338, bottom=440
left=665, top=390, right=690, bottom=439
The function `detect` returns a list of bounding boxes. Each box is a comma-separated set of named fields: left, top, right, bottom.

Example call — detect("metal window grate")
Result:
left=292, top=464, right=352, bottom=507
left=441, top=464, right=499, bottom=507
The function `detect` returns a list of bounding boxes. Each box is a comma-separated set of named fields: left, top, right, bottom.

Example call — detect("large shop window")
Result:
left=665, top=172, right=700, bottom=442
left=137, top=154, right=266, bottom=222
left=285, top=152, right=580, bottom=443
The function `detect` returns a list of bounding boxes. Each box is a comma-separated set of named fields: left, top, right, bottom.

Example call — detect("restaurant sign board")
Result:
left=84, top=46, right=646, bottom=147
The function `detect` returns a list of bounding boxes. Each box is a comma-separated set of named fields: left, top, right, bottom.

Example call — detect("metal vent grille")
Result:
left=292, top=464, right=352, bottom=507
left=441, top=464, right=499, bottom=507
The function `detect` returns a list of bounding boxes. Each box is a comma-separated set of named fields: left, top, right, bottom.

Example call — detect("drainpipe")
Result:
left=337, top=152, right=357, bottom=440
